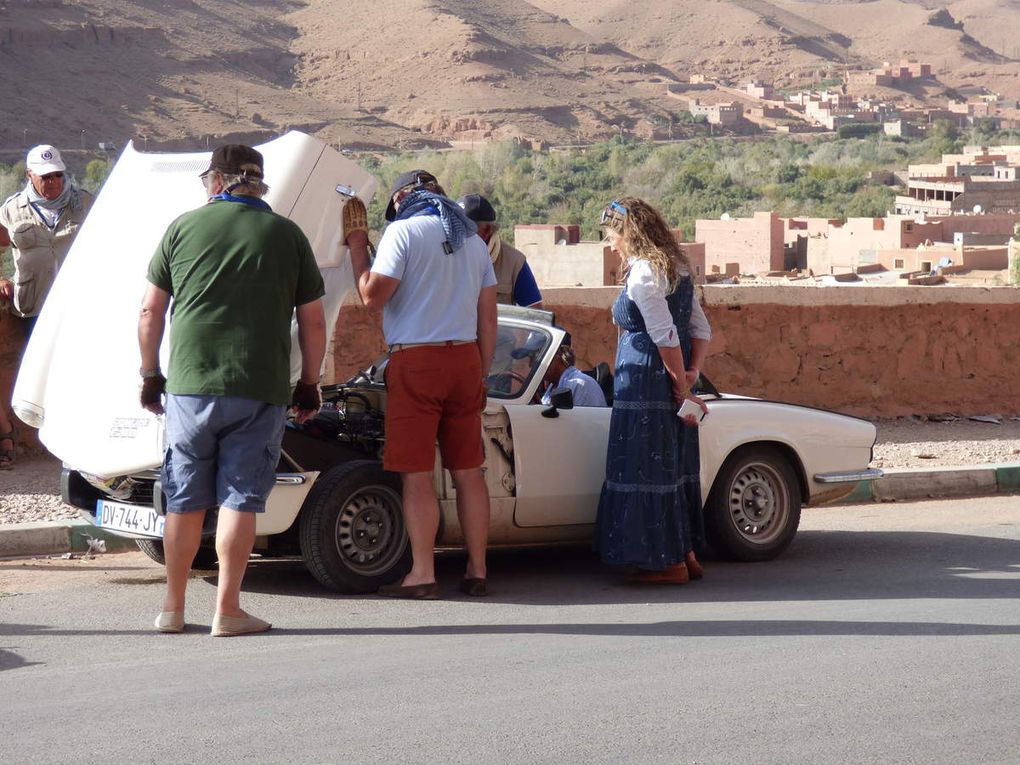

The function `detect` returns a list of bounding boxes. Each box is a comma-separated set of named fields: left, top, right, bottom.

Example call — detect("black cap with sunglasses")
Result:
left=385, top=169, right=439, bottom=221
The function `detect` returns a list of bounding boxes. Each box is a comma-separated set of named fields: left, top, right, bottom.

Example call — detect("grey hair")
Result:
left=205, top=170, right=269, bottom=198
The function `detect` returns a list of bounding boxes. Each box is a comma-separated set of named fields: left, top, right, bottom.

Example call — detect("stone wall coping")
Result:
left=540, top=284, right=1020, bottom=309
left=702, top=284, right=1020, bottom=307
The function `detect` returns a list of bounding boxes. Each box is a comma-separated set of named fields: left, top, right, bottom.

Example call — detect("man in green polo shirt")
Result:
left=137, top=144, right=327, bottom=637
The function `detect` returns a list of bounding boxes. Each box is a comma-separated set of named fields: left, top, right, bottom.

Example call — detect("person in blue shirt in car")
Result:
left=511, top=331, right=607, bottom=407
left=458, top=194, right=542, bottom=308
left=537, top=333, right=607, bottom=408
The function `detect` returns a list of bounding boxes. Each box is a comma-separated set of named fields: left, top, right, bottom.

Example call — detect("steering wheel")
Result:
left=486, top=370, right=528, bottom=394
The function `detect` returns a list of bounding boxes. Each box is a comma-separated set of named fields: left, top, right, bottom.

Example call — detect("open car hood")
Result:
left=13, top=131, right=376, bottom=478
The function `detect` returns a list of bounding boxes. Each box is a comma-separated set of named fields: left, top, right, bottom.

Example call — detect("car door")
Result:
left=504, top=403, right=611, bottom=527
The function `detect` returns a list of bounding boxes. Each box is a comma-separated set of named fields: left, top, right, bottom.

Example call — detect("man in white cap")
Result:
left=0, top=144, right=94, bottom=336
left=0, top=145, right=94, bottom=469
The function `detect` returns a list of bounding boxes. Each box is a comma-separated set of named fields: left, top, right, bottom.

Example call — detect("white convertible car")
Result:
left=15, top=133, right=881, bottom=592
left=60, top=306, right=881, bottom=592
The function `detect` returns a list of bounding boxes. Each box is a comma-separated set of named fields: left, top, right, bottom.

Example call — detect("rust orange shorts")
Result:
left=383, top=342, right=485, bottom=473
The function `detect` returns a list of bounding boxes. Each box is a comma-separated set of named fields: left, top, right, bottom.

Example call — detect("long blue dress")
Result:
left=594, top=274, right=704, bottom=570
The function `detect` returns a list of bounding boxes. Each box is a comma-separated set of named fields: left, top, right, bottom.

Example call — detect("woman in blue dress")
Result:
left=594, top=197, right=712, bottom=584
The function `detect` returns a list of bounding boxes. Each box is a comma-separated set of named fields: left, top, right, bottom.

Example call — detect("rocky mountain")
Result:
left=0, top=0, right=1017, bottom=153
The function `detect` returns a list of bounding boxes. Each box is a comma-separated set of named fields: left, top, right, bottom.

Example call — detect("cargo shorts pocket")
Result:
left=160, top=447, right=179, bottom=505
left=254, top=442, right=282, bottom=500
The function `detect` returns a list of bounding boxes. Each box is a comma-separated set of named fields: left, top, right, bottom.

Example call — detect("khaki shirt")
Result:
left=0, top=188, right=94, bottom=317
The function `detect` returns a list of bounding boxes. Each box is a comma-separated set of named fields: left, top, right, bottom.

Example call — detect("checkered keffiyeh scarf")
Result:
left=394, top=189, right=477, bottom=252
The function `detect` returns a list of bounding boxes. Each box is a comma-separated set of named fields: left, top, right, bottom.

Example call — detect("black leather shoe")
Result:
left=458, top=577, right=488, bottom=597
left=377, top=581, right=441, bottom=600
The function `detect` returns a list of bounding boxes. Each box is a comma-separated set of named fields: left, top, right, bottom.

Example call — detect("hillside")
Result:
left=0, top=0, right=1017, bottom=153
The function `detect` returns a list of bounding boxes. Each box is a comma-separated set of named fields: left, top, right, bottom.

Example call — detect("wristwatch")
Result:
left=139, top=367, right=162, bottom=378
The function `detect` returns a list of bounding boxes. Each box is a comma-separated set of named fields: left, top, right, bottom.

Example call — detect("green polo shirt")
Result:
left=147, top=199, right=325, bottom=405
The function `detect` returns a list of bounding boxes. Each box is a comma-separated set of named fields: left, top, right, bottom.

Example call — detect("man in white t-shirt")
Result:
left=349, top=170, right=497, bottom=599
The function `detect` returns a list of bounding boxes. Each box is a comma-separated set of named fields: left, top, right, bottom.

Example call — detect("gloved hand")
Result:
left=291, top=381, right=321, bottom=423
left=140, top=373, right=166, bottom=415
left=342, top=196, right=369, bottom=245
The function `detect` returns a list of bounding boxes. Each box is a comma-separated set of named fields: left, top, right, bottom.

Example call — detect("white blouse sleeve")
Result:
left=689, top=291, right=712, bottom=341
left=626, top=259, right=680, bottom=348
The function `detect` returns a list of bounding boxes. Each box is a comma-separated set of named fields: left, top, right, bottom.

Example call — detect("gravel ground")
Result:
left=3, top=416, right=1020, bottom=525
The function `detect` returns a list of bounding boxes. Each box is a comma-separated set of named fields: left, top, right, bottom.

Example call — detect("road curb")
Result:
left=840, top=464, right=1020, bottom=504
left=2, top=464, right=1019, bottom=558
left=0, top=519, right=140, bottom=558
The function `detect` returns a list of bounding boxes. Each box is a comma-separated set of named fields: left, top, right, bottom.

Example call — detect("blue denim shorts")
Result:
left=162, top=394, right=286, bottom=514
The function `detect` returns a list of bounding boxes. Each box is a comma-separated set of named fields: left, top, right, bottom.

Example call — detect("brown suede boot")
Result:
left=628, top=563, right=690, bottom=585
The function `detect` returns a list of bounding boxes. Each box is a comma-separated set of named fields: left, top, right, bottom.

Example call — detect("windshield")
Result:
left=486, top=324, right=552, bottom=399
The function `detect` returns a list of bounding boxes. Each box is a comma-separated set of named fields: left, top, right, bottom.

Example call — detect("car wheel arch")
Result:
left=708, top=439, right=808, bottom=506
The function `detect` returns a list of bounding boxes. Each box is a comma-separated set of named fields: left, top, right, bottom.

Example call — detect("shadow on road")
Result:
left=229, top=527, right=1020, bottom=606
left=3, top=527, right=1018, bottom=653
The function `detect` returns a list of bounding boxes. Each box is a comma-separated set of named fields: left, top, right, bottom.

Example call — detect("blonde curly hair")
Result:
left=601, top=196, right=690, bottom=292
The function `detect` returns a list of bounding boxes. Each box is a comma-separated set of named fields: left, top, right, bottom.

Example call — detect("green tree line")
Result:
left=365, top=121, right=983, bottom=240
left=0, top=119, right=1004, bottom=275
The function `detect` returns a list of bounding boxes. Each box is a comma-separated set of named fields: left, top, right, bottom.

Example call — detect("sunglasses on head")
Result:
left=599, top=200, right=628, bottom=225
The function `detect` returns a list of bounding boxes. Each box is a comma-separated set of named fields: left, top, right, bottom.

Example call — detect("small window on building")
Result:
left=695, top=265, right=702, bottom=276
left=894, top=259, right=905, bottom=269
left=920, top=260, right=932, bottom=272
left=905, top=223, right=913, bottom=232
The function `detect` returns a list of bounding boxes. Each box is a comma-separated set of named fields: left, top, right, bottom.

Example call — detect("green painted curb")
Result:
left=843, top=481, right=875, bottom=503
left=994, top=465, right=1020, bottom=492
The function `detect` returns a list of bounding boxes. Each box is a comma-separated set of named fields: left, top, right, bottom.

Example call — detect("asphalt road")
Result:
left=2, top=497, right=1019, bottom=764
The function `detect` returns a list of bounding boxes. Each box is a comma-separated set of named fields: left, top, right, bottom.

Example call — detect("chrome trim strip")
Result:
left=274, top=473, right=308, bottom=485
left=813, top=468, right=884, bottom=484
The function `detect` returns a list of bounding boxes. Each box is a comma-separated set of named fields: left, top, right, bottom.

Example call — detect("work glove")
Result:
left=140, top=373, right=166, bottom=415
left=342, top=196, right=369, bottom=244
left=291, top=381, right=321, bottom=423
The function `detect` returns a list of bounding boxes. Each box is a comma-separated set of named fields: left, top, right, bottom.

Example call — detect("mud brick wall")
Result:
left=4, top=286, right=1016, bottom=437
left=330, top=285, right=1020, bottom=419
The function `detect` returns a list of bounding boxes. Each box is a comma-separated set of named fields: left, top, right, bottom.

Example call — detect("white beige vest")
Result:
left=0, top=188, right=93, bottom=317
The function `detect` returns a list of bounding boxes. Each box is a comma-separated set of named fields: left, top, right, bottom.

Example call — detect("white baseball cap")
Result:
left=26, top=145, right=66, bottom=175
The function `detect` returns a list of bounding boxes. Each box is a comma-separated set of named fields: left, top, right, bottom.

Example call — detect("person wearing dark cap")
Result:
left=349, top=168, right=497, bottom=599
left=457, top=193, right=542, bottom=308
left=138, top=144, right=327, bottom=636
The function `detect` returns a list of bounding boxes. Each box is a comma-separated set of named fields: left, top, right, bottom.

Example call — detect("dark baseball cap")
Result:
left=458, top=193, right=496, bottom=223
left=200, top=144, right=264, bottom=178
left=385, top=169, right=438, bottom=220
left=510, top=329, right=570, bottom=359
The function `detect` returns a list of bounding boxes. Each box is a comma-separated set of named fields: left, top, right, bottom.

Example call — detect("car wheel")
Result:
left=704, top=445, right=802, bottom=562
left=299, top=460, right=411, bottom=593
left=135, top=539, right=219, bottom=569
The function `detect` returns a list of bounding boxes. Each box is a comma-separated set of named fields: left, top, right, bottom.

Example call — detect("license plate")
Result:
left=95, top=499, right=165, bottom=538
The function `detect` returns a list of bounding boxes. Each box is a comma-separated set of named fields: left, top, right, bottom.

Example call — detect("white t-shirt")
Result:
left=624, top=258, right=712, bottom=347
left=372, top=216, right=496, bottom=344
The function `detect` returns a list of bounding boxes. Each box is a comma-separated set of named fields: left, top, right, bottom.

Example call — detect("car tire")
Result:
left=135, top=539, right=219, bottom=569
left=299, top=460, right=411, bottom=593
left=704, top=445, right=802, bottom=562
